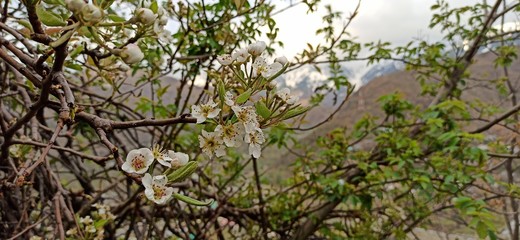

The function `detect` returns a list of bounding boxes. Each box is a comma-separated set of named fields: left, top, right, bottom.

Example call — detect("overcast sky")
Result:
left=270, top=0, right=482, bottom=59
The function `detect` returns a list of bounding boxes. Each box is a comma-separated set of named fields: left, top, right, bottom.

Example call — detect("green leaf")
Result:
left=167, top=161, right=198, bottom=183
left=94, top=219, right=109, bottom=228
left=100, top=0, right=116, bottom=9
left=107, top=14, right=126, bottom=22
left=17, top=20, right=34, bottom=32
left=150, top=1, right=158, bottom=13
left=233, top=0, right=246, bottom=10
left=476, top=221, right=487, bottom=239
left=69, top=45, right=84, bottom=58
left=218, top=81, right=226, bottom=105
left=255, top=101, right=271, bottom=119
left=36, top=5, right=66, bottom=26
left=281, top=106, right=310, bottom=120
left=173, top=193, right=212, bottom=206
left=236, top=89, right=252, bottom=104
left=43, top=0, right=65, bottom=5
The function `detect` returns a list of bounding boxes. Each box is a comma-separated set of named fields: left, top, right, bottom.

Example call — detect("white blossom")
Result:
left=157, top=29, right=173, bottom=44
left=245, top=128, right=265, bottom=158
left=154, top=15, right=168, bottom=34
left=167, top=150, right=189, bottom=168
left=266, top=62, right=283, bottom=78
left=338, top=179, right=345, bottom=186
left=248, top=41, right=266, bottom=56
left=275, top=87, right=299, bottom=105
left=217, top=54, right=233, bottom=66
left=66, top=228, right=77, bottom=236
left=92, top=203, right=115, bottom=220
left=135, top=8, right=157, bottom=25
left=198, top=130, right=226, bottom=157
left=274, top=56, right=288, bottom=65
left=253, top=57, right=282, bottom=78
left=252, top=57, right=267, bottom=77
left=191, top=99, right=221, bottom=123
left=224, top=91, right=236, bottom=106
left=142, top=173, right=174, bottom=205
left=232, top=48, right=249, bottom=63
left=122, top=148, right=154, bottom=174
left=215, top=123, right=244, bottom=147
left=81, top=4, right=103, bottom=24
left=231, top=105, right=259, bottom=133
left=120, top=44, right=144, bottom=65
left=86, top=225, right=96, bottom=233
left=156, top=151, right=173, bottom=167
left=80, top=216, right=93, bottom=225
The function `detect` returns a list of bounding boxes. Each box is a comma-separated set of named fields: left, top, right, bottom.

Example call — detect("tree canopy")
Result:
left=1, top=0, right=520, bottom=239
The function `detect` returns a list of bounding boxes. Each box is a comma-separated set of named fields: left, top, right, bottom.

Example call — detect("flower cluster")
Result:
left=66, top=203, right=115, bottom=240
left=62, top=0, right=172, bottom=66
left=122, top=146, right=189, bottom=204
left=192, top=41, right=306, bottom=159
left=131, top=2, right=172, bottom=43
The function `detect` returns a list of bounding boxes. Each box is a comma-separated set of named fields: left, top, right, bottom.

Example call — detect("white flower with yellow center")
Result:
left=80, top=216, right=93, bottom=225
left=248, top=41, right=266, bottom=56
left=231, top=105, right=259, bottom=133
left=152, top=145, right=172, bottom=167
left=142, top=173, right=174, bottom=205
left=245, top=128, right=265, bottom=158
left=232, top=48, right=249, bottom=63
left=122, top=148, right=154, bottom=174
left=253, top=57, right=282, bottom=78
left=198, top=130, right=226, bottom=157
left=275, top=87, right=299, bottom=105
left=215, top=123, right=244, bottom=147
left=191, top=99, right=221, bottom=124
left=167, top=150, right=190, bottom=168
left=156, top=151, right=172, bottom=167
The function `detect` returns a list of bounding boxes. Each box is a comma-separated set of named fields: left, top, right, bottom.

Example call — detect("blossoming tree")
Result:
left=1, top=0, right=520, bottom=239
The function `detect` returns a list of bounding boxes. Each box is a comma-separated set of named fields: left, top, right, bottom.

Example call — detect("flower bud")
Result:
left=119, top=44, right=144, bottom=64
left=135, top=8, right=156, bottom=25
left=275, top=56, right=288, bottom=65
left=248, top=41, right=266, bottom=56
left=81, top=4, right=104, bottom=25
left=65, top=0, right=86, bottom=13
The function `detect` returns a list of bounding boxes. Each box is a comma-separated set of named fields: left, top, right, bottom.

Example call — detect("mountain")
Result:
left=263, top=47, right=520, bottom=179
left=275, top=64, right=355, bottom=104
left=360, top=60, right=405, bottom=85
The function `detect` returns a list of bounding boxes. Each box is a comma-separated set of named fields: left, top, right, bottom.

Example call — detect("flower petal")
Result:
left=142, top=173, right=152, bottom=189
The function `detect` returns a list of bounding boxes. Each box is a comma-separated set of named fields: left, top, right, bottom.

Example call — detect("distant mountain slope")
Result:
left=268, top=48, right=520, bottom=171
left=360, top=61, right=405, bottom=85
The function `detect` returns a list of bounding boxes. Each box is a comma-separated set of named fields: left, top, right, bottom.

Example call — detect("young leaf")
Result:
left=236, top=89, right=252, bottom=104
left=167, top=161, right=198, bottom=183
left=36, top=5, right=66, bottom=26
left=173, top=193, right=212, bottom=206
left=255, top=101, right=271, bottom=119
